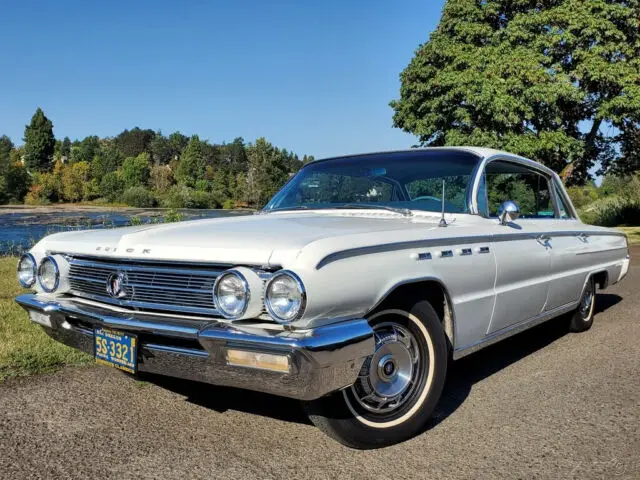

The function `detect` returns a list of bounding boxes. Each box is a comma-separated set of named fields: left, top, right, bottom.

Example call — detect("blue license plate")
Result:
left=94, top=328, right=137, bottom=374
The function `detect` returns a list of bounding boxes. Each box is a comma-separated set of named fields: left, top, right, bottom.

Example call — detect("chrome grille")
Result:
left=67, top=257, right=228, bottom=315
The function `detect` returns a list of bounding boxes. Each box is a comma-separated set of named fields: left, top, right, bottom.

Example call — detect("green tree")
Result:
left=121, top=152, right=151, bottom=189
left=60, top=136, right=71, bottom=160
left=90, top=144, right=122, bottom=181
left=391, top=0, right=640, bottom=184
left=3, top=163, right=30, bottom=202
left=245, top=138, right=289, bottom=207
left=176, top=136, right=207, bottom=187
left=0, top=136, right=14, bottom=174
left=149, top=164, right=174, bottom=191
left=23, top=108, right=56, bottom=171
left=61, top=161, right=90, bottom=202
left=150, top=133, right=171, bottom=165
left=114, top=127, right=155, bottom=158
left=69, top=136, right=101, bottom=163
left=99, top=171, right=125, bottom=202
left=219, top=137, right=248, bottom=174
left=615, top=124, right=640, bottom=176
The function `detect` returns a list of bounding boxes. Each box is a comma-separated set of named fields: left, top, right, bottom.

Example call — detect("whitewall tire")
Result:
left=305, top=300, right=448, bottom=449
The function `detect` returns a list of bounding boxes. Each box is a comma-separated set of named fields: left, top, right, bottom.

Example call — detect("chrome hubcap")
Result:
left=580, top=289, right=594, bottom=319
left=351, top=322, right=420, bottom=414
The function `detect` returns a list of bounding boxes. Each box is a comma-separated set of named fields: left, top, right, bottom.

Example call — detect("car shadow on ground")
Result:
left=138, top=293, right=622, bottom=429
left=426, top=292, right=622, bottom=431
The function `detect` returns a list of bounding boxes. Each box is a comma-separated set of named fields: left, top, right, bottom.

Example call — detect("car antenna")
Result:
left=438, top=179, right=447, bottom=227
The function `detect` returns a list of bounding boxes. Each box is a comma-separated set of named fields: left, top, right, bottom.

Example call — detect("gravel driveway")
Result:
left=1, top=248, right=638, bottom=479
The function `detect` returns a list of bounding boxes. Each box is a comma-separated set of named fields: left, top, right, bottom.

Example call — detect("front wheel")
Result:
left=305, top=301, right=448, bottom=449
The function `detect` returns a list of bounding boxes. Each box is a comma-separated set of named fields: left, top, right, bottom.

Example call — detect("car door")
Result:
left=538, top=177, right=605, bottom=311
left=477, top=160, right=551, bottom=334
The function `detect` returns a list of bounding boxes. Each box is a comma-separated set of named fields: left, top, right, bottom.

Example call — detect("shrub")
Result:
left=579, top=195, right=640, bottom=226
left=566, top=185, right=599, bottom=209
left=121, top=186, right=156, bottom=208
left=222, top=199, right=235, bottom=209
left=163, top=209, right=185, bottom=223
left=194, top=179, right=210, bottom=192
left=99, top=172, right=125, bottom=202
left=24, top=183, right=51, bottom=205
left=162, top=185, right=217, bottom=209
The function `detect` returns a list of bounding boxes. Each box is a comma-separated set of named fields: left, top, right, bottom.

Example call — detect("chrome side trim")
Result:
left=576, top=247, right=628, bottom=256
left=453, top=302, right=577, bottom=360
left=316, top=231, right=626, bottom=268
left=316, top=235, right=495, bottom=268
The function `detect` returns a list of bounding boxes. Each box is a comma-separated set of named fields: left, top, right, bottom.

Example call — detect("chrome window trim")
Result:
left=470, top=153, right=559, bottom=216
left=473, top=155, right=563, bottom=220
left=551, top=174, right=579, bottom=220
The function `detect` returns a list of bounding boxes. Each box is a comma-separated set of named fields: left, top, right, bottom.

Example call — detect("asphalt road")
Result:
left=1, top=250, right=638, bottom=479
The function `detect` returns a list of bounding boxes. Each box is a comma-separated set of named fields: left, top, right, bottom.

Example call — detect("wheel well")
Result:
left=369, top=281, right=454, bottom=348
left=592, top=271, right=608, bottom=290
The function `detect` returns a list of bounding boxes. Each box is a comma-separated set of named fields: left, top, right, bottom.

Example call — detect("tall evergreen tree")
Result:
left=176, top=136, right=207, bottom=187
left=23, top=108, right=56, bottom=171
left=0, top=135, right=13, bottom=174
left=391, top=0, right=640, bottom=183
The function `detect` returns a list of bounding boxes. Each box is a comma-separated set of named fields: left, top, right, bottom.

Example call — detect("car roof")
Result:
left=312, top=147, right=557, bottom=177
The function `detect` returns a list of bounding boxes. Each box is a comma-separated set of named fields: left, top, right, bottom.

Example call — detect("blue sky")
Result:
left=0, top=0, right=445, bottom=159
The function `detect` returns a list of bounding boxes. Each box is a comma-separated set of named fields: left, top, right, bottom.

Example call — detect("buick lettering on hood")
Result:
left=15, top=148, right=630, bottom=448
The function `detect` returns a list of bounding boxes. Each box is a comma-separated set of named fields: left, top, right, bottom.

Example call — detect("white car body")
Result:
left=16, top=147, right=630, bottom=402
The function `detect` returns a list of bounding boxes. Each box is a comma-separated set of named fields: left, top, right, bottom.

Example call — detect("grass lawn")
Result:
left=618, top=227, right=640, bottom=245
left=0, top=257, right=90, bottom=382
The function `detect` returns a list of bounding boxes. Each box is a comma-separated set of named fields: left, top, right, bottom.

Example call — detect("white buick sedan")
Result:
left=16, top=147, right=629, bottom=448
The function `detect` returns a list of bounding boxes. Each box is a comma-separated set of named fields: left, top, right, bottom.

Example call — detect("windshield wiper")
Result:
left=334, top=204, right=413, bottom=217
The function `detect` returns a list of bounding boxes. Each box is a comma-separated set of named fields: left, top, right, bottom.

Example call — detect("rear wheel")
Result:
left=305, top=301, right=448, bottom=449
left=569, top=276, right=596, bottom=332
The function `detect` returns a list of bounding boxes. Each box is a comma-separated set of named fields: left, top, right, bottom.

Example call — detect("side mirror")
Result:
left=498, top=200, right=520, bottom=225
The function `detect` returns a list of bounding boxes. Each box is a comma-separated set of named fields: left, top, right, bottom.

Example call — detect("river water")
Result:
left=0, top=208, right=248, bottom=256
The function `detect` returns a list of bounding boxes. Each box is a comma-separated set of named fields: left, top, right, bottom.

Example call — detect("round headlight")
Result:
left=17, top=253, right=37, bottom=288
left=265, top=271, right=306, bottom=323
left=37, top=256, right=60, bottom=293
left=213, top=270, right=249, bottom=319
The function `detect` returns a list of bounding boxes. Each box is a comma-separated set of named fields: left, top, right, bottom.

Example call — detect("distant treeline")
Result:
left=0, top=108, right=314, bottom=209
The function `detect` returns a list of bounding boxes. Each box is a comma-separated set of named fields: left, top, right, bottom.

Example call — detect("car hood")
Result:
left=33, top=211, right=457, bottom=267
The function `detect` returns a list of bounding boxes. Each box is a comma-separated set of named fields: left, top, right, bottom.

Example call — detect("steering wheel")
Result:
left=410, top=195, right=441, bottom=202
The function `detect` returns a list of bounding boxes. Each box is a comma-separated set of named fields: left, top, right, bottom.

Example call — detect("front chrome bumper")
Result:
left=15, top=294, right=374, bottom=401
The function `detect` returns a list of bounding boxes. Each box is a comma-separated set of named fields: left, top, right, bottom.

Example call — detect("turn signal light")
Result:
left=226, top=349, right=290, bottom=373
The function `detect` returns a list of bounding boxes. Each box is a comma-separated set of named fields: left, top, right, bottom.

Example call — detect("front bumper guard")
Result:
left=15, top=294, right=374, bottom=401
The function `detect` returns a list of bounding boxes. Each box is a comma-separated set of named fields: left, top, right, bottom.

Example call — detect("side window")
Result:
left=483, top=161, right=554, bottom=219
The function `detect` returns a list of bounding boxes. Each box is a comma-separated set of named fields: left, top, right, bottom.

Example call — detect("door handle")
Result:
left=536, top=235, right=551, bottom=247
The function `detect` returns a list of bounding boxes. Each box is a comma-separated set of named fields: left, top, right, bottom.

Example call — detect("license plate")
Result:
left=94, top=328, right=137, bottom=374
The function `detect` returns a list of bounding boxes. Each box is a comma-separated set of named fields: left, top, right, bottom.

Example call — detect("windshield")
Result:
left=264, top=149, right=480, bottom=214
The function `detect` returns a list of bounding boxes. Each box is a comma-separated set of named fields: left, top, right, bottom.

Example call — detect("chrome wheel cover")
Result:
left=579, top=288, right=594, bottom=320
left=351, top=322, right=421, bottom=414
